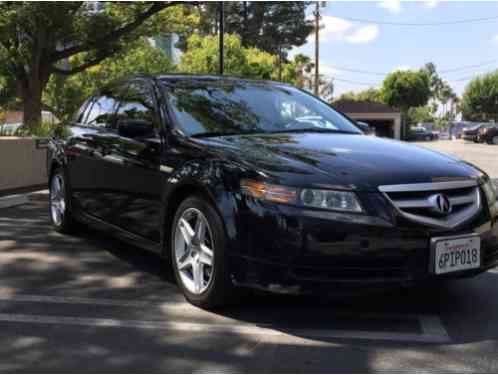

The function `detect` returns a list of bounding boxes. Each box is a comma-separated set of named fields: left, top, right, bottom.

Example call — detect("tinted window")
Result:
left=73, top=98, right=93, bottom=123
left=163, top=80, right=361, bottom=137
left=85, top=89, right=120, bottom=127
left=114, top=82, right=159, bottom=135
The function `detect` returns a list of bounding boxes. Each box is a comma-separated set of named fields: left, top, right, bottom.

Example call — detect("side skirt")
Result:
left=73, top=209, right=163, bottom=255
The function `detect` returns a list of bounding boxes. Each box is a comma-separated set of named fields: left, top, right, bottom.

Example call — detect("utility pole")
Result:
left=219, top=1, right=224, bottom=75
left=313, top=1, right=320, bottom=96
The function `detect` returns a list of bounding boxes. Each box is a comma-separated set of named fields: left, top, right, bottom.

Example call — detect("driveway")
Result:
left=0, top=194, right=498, bottom=372
left=414, top=140, right=498, bottom=179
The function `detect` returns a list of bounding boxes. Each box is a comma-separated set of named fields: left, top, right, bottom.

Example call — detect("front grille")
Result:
left=379, top=180, right=481, bottom=229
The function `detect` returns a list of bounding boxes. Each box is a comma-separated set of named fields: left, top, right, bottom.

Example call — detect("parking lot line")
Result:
left=0, top=311, right=450, bottom=344
left=0, top=291, right=185, bottom=308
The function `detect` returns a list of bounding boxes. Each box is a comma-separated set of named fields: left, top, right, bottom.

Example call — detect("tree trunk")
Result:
left=21, top=83, right=43, bottom=133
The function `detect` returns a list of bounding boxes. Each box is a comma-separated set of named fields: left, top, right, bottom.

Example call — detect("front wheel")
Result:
left=492, top=136, right=498, bottom=145
left=171, top=196, right=235, bottom=308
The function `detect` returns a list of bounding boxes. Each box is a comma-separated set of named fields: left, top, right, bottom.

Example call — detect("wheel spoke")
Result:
left=177, top=252, right=192, bottom=271
left=192, top=259, right=204, bottom=293
left=200, top=244, right=214, bottom=266
left=195, top=216, right=206, bottom=243
left=179, top=218, right=194, bottom=245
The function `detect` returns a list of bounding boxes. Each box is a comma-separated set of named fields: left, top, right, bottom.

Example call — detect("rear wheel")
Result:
left=171, top=196, right=235, bottom=308
left=492, top=136, right=498, bottom=145
left=425, top=135, right=431, bottom=141
left=49, top=169, right=75, bottom=233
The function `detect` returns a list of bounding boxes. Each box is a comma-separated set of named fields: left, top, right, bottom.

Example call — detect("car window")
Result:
left=114, top=81, right=159, bottom=137
left=73, top=98, right=93, bottom=124
left=85, top=89, right=120, bottom=127
left=163, top=80, right=361, bottom=137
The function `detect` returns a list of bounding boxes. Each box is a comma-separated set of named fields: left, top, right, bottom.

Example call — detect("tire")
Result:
left=170, top=195, right=235, bottom=308
left=492, top=136, right=498, bottom=145
left=425, top=135, right=431, bottom=141
left=49, top=168, right=75, bottom=234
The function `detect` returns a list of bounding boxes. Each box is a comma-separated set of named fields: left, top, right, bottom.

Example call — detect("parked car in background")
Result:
left=0, top=122, right=23, bottom=136
left=479, top=124, right=498, bottom=145
left=462, top=123, right=494, bottom=143
left=408, top=126, right=437, bottom=141
left=47, top=75, right=498, bottom=307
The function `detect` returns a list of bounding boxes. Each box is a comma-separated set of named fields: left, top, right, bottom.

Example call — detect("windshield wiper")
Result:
left=269, top=128, right=359, bottom=135
left=191, top=131, right=245, bottom=138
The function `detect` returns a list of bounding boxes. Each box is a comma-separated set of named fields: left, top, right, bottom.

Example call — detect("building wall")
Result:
left=345, top=112, right=402, bottom=140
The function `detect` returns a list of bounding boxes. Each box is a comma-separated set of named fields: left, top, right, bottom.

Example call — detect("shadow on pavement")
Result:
left=1, top=197, right=498, bottom=372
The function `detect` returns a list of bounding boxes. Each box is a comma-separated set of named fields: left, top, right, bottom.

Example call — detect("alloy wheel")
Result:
left=174, top=208, right=215, bottom=295
left=50, top=174, right=66, bottom=226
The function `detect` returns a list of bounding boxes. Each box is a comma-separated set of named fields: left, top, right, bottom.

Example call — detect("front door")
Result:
left=96, top=80, right=166, bottom=242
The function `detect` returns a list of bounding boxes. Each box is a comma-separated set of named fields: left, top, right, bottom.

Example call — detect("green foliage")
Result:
left=0, top=2, right=187, bottom=129
left=335, top=88, right=383, bottom=103
left=381, top=69, right=431, bottom=111
left=178, top=33, right=277, bottom=79
left=44, top=38, right=174, bottom=121
left=460, top=70, right=498, bottom=122
left=195, top=2, right=313, bottom=56
left=406, top=105, right=437, bottom=126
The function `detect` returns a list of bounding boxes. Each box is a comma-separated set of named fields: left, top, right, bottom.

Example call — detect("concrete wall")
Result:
left=0, top=137, right=48, bottom=192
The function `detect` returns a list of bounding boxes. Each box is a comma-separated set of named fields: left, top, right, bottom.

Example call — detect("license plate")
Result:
left=433, top=236, right=481, bottom=275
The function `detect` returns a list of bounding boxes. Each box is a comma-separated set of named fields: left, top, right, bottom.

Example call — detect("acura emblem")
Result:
left=429, top=193, right=452, bottom=215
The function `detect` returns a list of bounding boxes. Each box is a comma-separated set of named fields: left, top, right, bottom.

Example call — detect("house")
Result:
left=332, top=99, right=402, bottom=140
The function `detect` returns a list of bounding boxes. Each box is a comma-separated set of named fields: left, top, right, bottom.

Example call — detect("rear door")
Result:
left=75, top=86, right=122, bottom=220
left=65, top=93, right=118, bottom=215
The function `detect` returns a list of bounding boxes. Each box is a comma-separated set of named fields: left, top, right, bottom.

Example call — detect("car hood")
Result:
left=194, top=133, right=482, bottom=191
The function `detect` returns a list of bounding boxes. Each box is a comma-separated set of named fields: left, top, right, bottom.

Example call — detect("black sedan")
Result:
left=478, top=124, right=498, bottom=145
left=47, top=75, right=498, bottom=307
left=462, top=123, right=495, bottom=143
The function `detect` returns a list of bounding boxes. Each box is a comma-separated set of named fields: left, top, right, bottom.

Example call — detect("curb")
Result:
left=0, top=190, right=48, bottom=209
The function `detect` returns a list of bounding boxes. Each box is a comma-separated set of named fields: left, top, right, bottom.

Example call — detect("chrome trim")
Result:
left=379, top=180, right=478, bottom=193
left=380, top=181, right=482, bottom=230
left=395, top=190, right=476, bottom=209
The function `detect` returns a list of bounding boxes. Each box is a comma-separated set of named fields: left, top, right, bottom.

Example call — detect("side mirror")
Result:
left=355, top=121, right=371, bottom=134
left=117, top=118, right=154, bottom=138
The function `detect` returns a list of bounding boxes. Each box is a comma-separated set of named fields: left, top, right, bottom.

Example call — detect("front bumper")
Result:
left=228, top=195, right=498, bottom=294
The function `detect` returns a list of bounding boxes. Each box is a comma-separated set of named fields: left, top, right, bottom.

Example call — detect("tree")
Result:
left=406, top=105, right=437, bottom=126
left=460, top=70, right=498, bottom=122
left=335, top=88, right=383, bottom=103
left=43, top=38, right=174, bottom=122
left=178, top=33, right=277, bottom=79
left=381, top=69, right=431, bottom=139
left=194, top=2, right=313, bottom=79
left=0, top=2, right=186, bottom=131
left=282, top=54, right=314, bottom=89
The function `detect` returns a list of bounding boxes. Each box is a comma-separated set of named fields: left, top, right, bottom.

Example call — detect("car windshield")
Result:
left=163, top=80, right=362, bottom=137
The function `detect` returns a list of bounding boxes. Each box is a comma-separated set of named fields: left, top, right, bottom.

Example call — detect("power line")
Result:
left=338, top=15, right=498, bottom=26
left=439, top=59, right=498, bottom=74
left=327, top=59, right=498, bottom=77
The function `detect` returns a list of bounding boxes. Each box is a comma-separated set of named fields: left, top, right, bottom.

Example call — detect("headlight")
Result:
left=241, top=180, right=363, bottom=213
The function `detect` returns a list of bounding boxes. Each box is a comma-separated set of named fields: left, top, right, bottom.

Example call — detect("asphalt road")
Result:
left=414, top=140, right=498, bottom=178
left=1, top=194, right=498, bottom=373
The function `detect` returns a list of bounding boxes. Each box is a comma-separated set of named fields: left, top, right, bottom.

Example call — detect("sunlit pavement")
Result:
left=1, top=194, right=498, bottom=372
left=414, top=139, right=498, bottom=179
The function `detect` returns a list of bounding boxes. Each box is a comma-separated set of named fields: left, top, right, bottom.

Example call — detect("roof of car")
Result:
left=155, top=74, right=284, bottom=87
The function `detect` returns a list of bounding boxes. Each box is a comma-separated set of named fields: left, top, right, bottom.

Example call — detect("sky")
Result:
left=289, top=0, right=498, bottom=98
